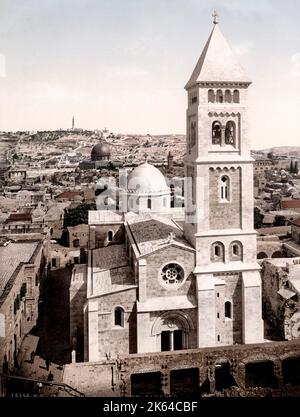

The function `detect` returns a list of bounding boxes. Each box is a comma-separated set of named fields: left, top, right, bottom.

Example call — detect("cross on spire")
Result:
left=213, top=10, right=219, bottom=25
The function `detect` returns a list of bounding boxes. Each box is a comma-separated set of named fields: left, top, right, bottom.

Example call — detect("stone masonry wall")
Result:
left=145, top=246, right=195, bottom=298
left=209, top=167, right=241, bottom=230
left=97, top=288, right=137, bottom=358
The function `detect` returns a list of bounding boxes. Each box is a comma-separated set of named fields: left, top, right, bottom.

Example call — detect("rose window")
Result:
left=160, top=263, right=185, bottom=286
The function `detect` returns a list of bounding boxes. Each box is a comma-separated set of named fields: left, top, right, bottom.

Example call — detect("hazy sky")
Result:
left=0, top=0, right=299, bottom=149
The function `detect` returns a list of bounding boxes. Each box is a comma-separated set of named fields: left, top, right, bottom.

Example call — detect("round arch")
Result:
left=151, top=311, right=194, bottom=336
left=257, top=252, right=268, bottom=259
left=271, top=251, right=283, bottom=258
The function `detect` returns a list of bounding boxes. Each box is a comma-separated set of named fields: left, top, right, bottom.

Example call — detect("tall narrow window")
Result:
left=208, top=89, right=215, bottom=103
left=216, top=89, right=223, bottom=103
left=212, top=121, right=222, bottom=145
left=108, top=230, right=113, bottom=242
left=147, top=197, right=152, bottom=209
left=114, top=307, right=124, bottom=327
left=225, top=301, right=232, bottom=319
left=220, top=176, right=230, bottom=202
left=225, top=90, right=232, bottom=103
left=225, top=121, right=236, bottom=146
left=233, top=90, right=239, bottom=103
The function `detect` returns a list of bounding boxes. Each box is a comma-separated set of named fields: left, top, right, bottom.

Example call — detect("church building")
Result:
left=70, top=15, right=264, bottom=362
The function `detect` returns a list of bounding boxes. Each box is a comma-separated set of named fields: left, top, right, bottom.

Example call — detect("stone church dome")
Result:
left=91, top=142, right=111, bottom=161
left=127, top=162, right=169, bottom=194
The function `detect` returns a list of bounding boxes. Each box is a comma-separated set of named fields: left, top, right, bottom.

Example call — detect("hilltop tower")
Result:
left=72, top=115, right=75, bottom=130
left=184, top=12, right=264, bottom=346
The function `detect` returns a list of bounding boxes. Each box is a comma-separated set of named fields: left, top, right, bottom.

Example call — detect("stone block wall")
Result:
left=97, top=288, right=137, bottom=358
left=93, top=224, right=124, bottom=248
left=144, top=246, right=195, bottom=299
left=214, top=272, right=242, bottom=345
left=209, top=167, right=241, bottom=230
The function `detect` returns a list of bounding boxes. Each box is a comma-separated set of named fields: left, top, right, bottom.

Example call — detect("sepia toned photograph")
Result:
left=0, top=0, right=300, bottom=409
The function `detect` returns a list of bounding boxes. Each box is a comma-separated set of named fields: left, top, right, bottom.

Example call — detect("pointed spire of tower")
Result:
left=185, top=14, right=250, bottom=89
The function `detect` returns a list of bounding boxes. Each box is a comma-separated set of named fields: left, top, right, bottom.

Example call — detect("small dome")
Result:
left=127, top=162, right=169, bottom=194
left=91, top=141, right=111, bottom=161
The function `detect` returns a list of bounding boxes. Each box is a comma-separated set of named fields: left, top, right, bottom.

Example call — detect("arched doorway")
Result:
left=257, top=252, right=268, bottom=259
left=152, top=312, right=194, bottom=352
left=271, top=251, right=283, bottom=259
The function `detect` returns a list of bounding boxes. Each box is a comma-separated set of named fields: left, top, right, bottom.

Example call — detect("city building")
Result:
left=0, top=241, right=46, bottom=370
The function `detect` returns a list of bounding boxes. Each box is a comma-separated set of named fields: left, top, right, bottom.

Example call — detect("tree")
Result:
left=295, top=161, right=299, bottom=174
left=63, top=202, right=96, bottom=228
left=274, top=215, right=286, bottom=227
left=254, top=207, right=264, bottom=229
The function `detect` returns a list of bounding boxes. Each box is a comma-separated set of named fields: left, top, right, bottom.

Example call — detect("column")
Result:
left=169, top=331, right=174, bottom=351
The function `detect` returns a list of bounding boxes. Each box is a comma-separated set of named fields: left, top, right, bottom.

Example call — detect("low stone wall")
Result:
left=63, top=339, right=300, bottom=397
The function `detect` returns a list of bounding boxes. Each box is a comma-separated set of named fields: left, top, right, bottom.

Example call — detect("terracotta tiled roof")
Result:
left=282, top=200, right=300, bottom=209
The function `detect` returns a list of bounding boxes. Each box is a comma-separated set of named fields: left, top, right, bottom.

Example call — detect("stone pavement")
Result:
left=13, top=334, right=64, bottom=396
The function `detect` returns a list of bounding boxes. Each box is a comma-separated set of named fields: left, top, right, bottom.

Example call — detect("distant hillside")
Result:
left=256, top=146, right=300, bottom=157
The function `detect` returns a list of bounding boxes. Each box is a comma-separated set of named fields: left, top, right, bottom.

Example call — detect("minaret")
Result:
left=72, top=116, right=75, bottom=130
left=184, top=12, right=264, bottom=347
left=167, top=151, right=174, bottom=170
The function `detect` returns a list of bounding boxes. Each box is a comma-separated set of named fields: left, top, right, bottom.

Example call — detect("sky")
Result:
left=0, top=0, right=299, bottom=149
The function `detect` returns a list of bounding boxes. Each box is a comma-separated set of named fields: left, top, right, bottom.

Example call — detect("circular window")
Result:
left=160, top=263, right=185, bottom=287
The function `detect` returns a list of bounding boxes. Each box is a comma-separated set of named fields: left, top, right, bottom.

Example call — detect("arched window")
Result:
left=212, top=121, right=222, bottom=145
left=225, top=90, right=232, bottom=103
left=147, top=197, right=152, bottom=209
left=225, top=121, right=236, bottom=146
left=114, top=307, right=124, bottom=327
left=225, top=301, right=232, bottom=319
left=233, top=90, right=239, bottom=103
left=108, top=230, right=113, bottom=242
left=216, top=89, right=223, bottom=103
left=208, top=89, right=215, bottom=103
left=230, top=241, right=243, bottom=261
left=220, top=176, right=230, bottom=202
left=211, top=242, right=225, bottom=262
left=73, top=239, right=80, bottom=248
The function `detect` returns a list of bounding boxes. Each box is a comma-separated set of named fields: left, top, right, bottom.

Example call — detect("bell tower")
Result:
left=184, top=13, right=264, bottom=347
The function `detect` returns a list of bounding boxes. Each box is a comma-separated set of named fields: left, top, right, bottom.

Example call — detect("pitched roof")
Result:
left=127, top=215, right=194, bottom=257
left=185, top=23, right=250, bottom=88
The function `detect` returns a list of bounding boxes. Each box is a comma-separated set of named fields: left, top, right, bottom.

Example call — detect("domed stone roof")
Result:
left=91, top=141, right=111, bottom=161
left=127, top=162, right=169, bottom=194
